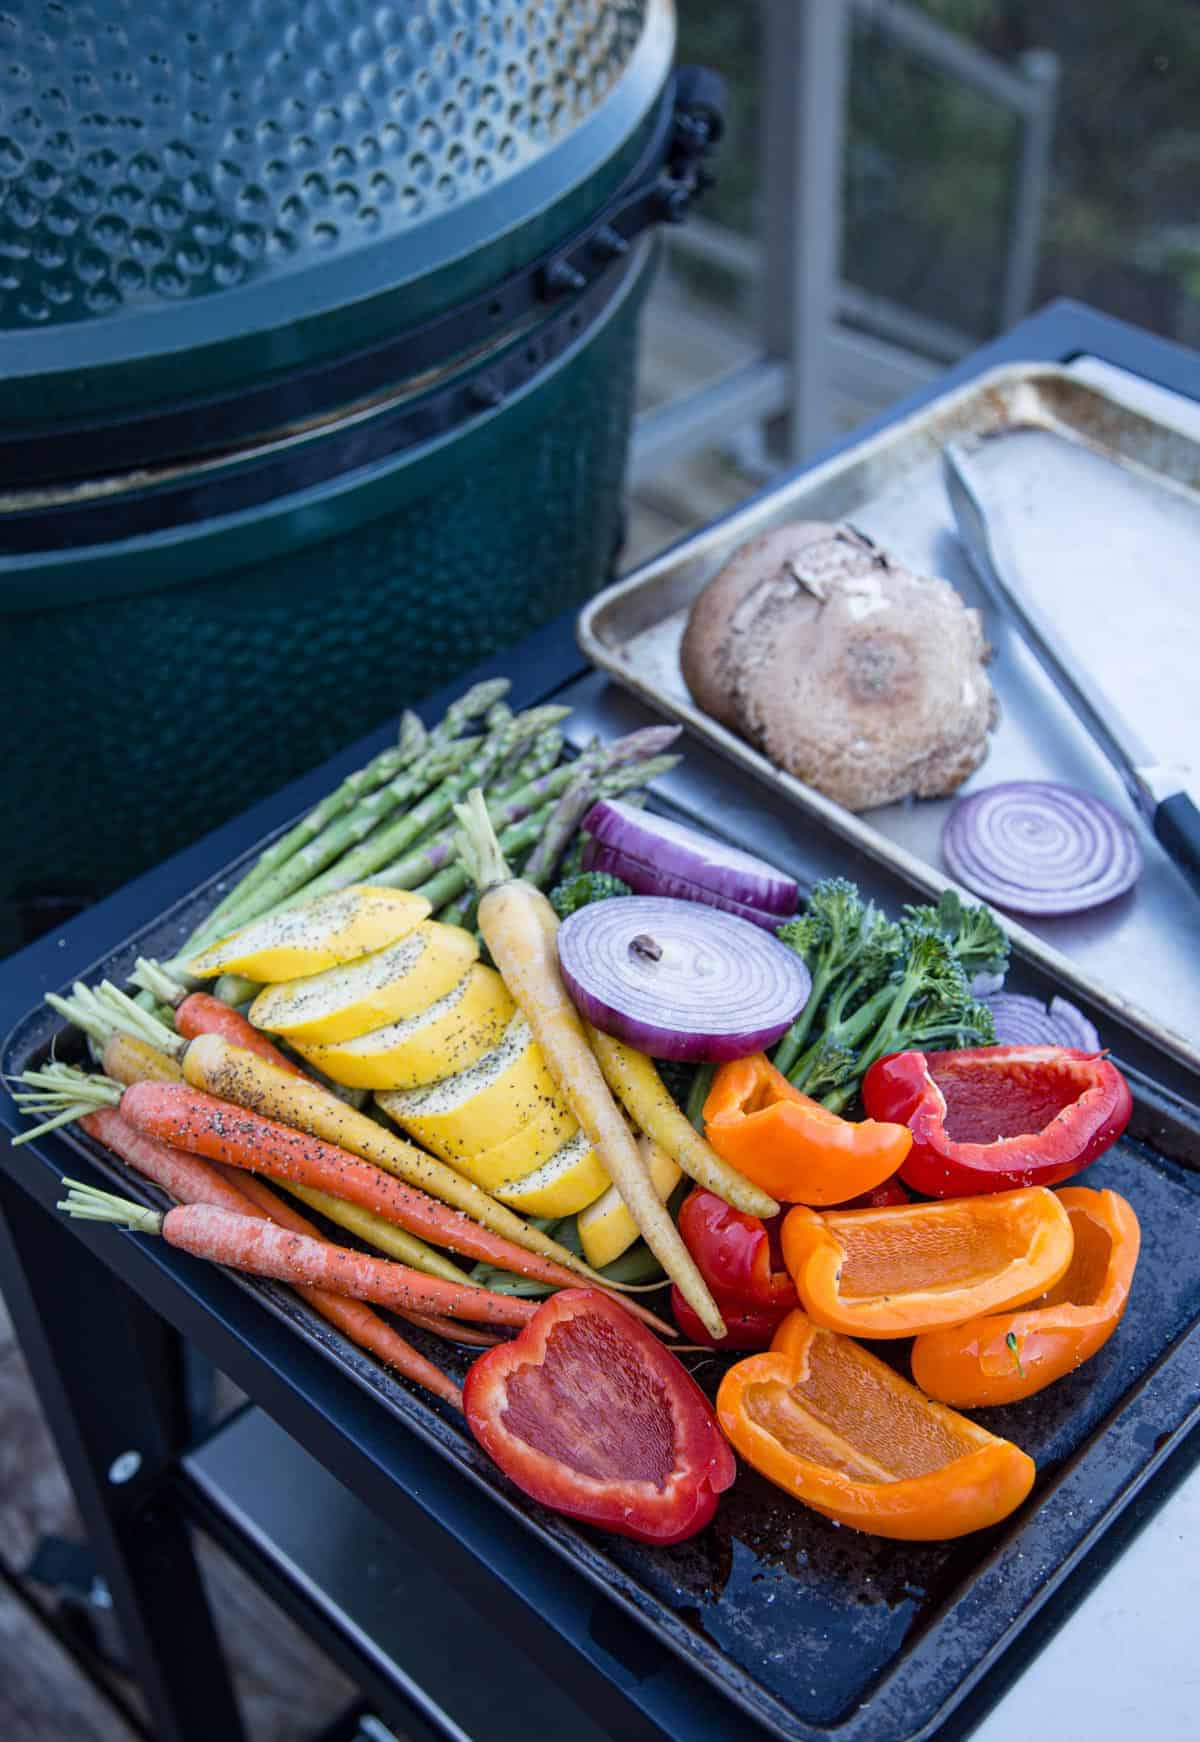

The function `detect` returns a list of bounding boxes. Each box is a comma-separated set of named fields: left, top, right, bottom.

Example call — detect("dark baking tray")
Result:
left=5, top=828, right=1200, bottom=1742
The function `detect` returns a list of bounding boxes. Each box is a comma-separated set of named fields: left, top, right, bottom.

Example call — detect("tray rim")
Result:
left=5, top=814, right=1200, bottom=1742
left=578, top=358, right=1200, bottom=1080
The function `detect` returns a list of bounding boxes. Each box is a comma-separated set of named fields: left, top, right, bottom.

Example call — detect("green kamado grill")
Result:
left=0, top=0, right=721, bottom=948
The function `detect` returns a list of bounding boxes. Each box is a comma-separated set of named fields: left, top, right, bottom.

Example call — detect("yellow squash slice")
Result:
left=493, top=1130, right=610, bottom=1217
left=248, top=921, right=478, bottom=1045
left=458, top=1092, right=584, bottom=1192
left=376, top=1013, right=568, bottom=1165
left=188, top=886, right=432, bottom=982
left=578, top=1136, right=682, bottom=1268
left=294, top=964, right=514, bottom=1090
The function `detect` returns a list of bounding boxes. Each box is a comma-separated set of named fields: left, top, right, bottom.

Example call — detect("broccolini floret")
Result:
left=773, top=882, right=1001, bottom=1111
left=548, top=870, right=632, bottom=919
left=902, top=888, right=1010, bottom=982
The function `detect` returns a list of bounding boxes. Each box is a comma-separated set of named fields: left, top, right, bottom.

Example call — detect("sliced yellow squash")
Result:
left=294, top=964, right=514, bottom=1090
left=493, top=1130, right=610, bottom=1217
left=248, top=921, right=478, bottom=1045
left=188, top=886, right=432, bottom=982
left=577, top=1135, right=682, bottom=1268
left=375, top=1014, right=567, bottom=1164
left=458, top=1092, right=583, bottom=1191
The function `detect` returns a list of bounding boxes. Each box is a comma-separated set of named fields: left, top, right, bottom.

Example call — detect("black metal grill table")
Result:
left=3, top=301, right=1200, bottom=1742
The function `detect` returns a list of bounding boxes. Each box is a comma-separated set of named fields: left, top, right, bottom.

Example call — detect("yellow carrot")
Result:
left=102, top=1032, right=185, bottom=1086
left=587, top=1030, right=779, bottom=1218
left=179, top=1031, right=618, bottom=1287
left=453, top=789, right=726, bottom=1340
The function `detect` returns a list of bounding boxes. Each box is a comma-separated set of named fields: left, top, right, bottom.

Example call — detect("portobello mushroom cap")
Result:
left=680, top=521, right=998, bottom=811
left=680, top=522, right=845, bottom=730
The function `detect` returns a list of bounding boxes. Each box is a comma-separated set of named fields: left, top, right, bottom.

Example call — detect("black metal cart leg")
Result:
left=0, top=1170, right=248, bottom=1742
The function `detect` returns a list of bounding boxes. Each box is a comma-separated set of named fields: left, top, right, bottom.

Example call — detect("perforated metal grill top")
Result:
left=0, top=0, right=649, bottom=323
left=0, top=0, right=671, bottom=416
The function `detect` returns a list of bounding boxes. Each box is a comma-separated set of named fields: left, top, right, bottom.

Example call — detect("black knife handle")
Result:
left=1154, top=791, right=1200, bottom=897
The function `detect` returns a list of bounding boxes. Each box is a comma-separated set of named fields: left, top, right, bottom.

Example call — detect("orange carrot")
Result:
left=117, top=1080, right=672, bottom=1333
left=176, top=993, right=307, bottom=1078
left=80, top=1109, right=463, bottom=1407
left=396, top=1313, right=502, bottom=1348
left=153, top=1200, right=537, bottom=1326
left=227, top=1173, right=494, bottom=1360
left=81, top=1109, right=251, bottom=1211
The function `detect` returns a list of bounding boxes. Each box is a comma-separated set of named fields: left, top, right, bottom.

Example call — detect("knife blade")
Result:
left=942, top=439, right=1200, bottom=898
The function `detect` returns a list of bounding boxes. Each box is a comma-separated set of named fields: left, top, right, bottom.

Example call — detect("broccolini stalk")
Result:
left=685, top=1061, right=715, bottom=1133
left=773, top=880, right=1000, bottom=1112
left=771, top=879, right=877, bottom=1076
left=791, top=925, right=995, bottom=1112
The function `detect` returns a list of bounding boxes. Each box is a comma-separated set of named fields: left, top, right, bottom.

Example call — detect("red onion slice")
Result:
left=942, top=781, right=1142, bottom=916
left=1048, top=995, right=1102, bottom=1052
left=557, top=895, right=812, bottom=1062
left=583, top=839, right=786, bottom=931
left=581, top=799, right=799, bottom=917
left=983, top=991, right=1100, bottom=1052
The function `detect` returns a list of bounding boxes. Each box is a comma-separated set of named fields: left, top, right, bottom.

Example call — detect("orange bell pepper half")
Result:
left=781, top=1186, right=1074, bottom=1339
left=911, top=1187, right=1140, bottom=1406
left=717, top=1309, right=1035, bottom=1540
left=702, top=1054, right=911, bottom=1205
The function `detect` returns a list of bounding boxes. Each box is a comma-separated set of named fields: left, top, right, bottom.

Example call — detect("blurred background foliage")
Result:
left=676, top=1, right=1200, bottom=348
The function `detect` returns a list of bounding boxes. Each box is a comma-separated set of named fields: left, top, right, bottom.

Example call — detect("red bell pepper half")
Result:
left=862, top=1044, right=1132, bottom=1197
left=462, top=1290, right=736, bottom=1544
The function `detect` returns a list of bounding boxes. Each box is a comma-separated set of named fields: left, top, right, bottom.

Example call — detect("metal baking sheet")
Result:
left=578, top=361, right=1200, bottom=1077
left=6, top=785, right=1200, bottom=1742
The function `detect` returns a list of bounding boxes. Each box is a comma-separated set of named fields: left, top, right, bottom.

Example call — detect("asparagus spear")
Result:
left=395, top=726, right=564, bottom=864
left=425, top=677, right=511, bottom=744
left=276, top=705, right=571, bottom=909
left=178, top=712, right=428, bottom=962
left=375, top=724, right=679, bottom=890
left=412, top=753, right=679, bottom=912
left=437, top=886, right=478, bottom=929
left=175, top=681, right=508, bottom=962
left=370, top=762, right=581, bottom=893
left=228, top=712, right=426, bottom=904
left=415, top=803, right=557, bottom=911
left=175, top=735, right=480, bottom=966
left=523, top=764, right=601, bottom=889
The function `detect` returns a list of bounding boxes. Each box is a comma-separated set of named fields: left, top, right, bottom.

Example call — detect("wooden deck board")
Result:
left=0, top=1333, right=364, bottom=1741
left=0, top=1580, right=139, bottom=1742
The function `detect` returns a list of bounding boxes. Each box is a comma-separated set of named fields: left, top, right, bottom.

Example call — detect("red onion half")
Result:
left=581, top=800, right=798, bottom=926
left=942, top=781, right=1142, bottom=916
left=557, top=895, right=812, bottom=1062
left=983, top=991, right=1101, bottom=1052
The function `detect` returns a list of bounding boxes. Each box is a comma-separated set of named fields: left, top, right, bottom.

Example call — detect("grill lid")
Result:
left=0, top=0, right=675, bottom=424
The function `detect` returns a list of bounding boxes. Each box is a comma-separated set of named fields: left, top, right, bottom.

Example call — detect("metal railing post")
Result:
left=1001, top=49, right=1060, bottom=328
left=761, top=0, right=851, bottom=465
